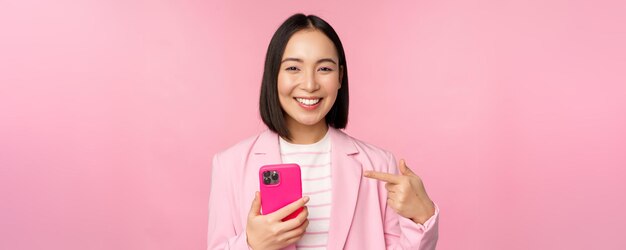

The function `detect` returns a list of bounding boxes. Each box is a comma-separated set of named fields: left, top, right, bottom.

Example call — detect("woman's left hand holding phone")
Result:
left=246, top=192, right=310, bottom=250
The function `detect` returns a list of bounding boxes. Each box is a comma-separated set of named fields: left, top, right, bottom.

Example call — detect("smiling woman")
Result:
left=276, top=29, right=343, bottom=143
left=259, top=15, right=349, bottom=144
left=207, top=14, right=439, bottom=250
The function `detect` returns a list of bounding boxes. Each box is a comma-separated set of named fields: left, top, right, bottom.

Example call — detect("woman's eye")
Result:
left=318, top=67, right=333, bottom=72
left=285, top=66, right=299, bottom=71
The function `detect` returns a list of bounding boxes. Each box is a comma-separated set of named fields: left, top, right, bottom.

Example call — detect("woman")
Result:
left=207, top=14, right=439, bottom=250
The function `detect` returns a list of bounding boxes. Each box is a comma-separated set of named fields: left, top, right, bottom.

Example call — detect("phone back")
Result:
left=259, top=164, right=303, bottom=221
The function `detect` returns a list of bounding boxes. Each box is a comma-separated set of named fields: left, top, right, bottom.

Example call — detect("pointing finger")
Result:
left=364, top=171, right=401, bottom=184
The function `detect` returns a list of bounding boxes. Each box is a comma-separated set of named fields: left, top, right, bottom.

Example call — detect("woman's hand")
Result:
left=246, top=192, right=310, bottom=250
left=364, top=159, right=435, bottom=224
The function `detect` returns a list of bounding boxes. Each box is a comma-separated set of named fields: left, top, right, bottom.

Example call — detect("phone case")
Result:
left=259, top=164, right=303, bottom=221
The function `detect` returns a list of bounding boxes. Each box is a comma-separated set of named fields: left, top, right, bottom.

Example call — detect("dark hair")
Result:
left=259, top=13, right=349, bottom=140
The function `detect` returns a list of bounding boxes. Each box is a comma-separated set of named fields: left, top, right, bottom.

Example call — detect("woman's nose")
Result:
left=300, top=70, right=320, bottom=92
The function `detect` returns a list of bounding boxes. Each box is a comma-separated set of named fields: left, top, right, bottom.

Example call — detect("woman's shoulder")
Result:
left=213, top=130, right=270, bottom=160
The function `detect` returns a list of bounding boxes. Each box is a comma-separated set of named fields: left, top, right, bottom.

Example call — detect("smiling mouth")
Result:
left=295, top=97, right=322, bottom=106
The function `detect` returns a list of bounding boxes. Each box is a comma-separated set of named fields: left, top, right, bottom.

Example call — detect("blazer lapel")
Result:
left=248, top=130, right=299, bottom=250
left=250, top=129, right=282, bottom=165
left=246, top=130, right=282, bottom=214
left=327, top=128, right=362, bottom=250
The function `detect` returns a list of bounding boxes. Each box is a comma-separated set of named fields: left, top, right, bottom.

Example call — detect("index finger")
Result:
left=364, top=171, right=401, bottom=183
left=270, top=196, right=309, bottom=220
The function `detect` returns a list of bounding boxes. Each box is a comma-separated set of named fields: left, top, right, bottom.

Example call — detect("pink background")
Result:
left=1, top=0, right=625, bottom=249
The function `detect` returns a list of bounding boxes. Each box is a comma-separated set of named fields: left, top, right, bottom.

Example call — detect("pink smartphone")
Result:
left=259, top=164, right=303, bottom=221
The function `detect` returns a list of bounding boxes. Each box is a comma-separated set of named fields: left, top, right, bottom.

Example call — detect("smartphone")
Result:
left=259, top=163, right=303, bottom=221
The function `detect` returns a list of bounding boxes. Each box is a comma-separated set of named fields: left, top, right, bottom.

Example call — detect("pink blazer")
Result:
left=207, top=128, right=439, bottom=249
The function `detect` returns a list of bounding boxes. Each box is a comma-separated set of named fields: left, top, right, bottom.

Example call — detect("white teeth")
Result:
left=296, top=98, right=320, bottom=106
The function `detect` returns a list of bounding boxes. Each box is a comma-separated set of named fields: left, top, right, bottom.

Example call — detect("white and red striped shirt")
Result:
left=279, top=131, right=331, bottom=250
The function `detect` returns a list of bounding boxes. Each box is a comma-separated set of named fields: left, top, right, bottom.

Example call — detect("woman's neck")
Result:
left=284, top=120, right=329, bottom=144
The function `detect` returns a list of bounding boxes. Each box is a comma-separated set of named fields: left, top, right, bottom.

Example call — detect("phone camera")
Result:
left=263, top=176, right=271, bottom=185
left=262, top=170, right=280, bottom=185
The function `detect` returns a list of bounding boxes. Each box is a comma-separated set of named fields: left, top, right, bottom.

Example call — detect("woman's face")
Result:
left=277, top=29, right=342, bottom=129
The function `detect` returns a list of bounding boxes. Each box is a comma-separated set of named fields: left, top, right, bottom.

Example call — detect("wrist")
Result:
left=410, top=201, right=435, bottom=224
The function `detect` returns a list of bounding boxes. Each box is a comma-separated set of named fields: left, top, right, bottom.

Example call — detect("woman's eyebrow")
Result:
left=281, top=57, right=303, bottom=63
left=317, top=58, right=337, bottom=65
left=280, top=57, right=337, bottom=65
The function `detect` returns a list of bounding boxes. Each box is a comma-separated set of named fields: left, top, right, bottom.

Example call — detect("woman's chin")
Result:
left=297, top=121, right=321, bottom=127
left=292, top=117, right=325, bottom=127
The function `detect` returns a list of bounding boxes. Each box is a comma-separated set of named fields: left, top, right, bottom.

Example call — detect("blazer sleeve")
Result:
left=382, top=152, right=440, bottom=250
left=207, top=154, right=251, bottom=250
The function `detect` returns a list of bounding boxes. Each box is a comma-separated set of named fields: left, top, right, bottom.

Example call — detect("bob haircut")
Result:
left=259, top=13, right=349, bottom=140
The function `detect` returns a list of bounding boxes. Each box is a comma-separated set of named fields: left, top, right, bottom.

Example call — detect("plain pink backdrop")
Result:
left=1, top=0, right=625, bottom=249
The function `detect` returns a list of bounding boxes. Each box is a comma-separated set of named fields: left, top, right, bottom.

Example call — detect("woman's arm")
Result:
left=367, top=153, right=440, bottom=249
left=207, top=154, right=251, bottom=250
left=382, top=198, right=440, bottom=249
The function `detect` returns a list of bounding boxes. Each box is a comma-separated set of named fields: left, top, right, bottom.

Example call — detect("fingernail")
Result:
left=303, top=196, right=310, bottom=203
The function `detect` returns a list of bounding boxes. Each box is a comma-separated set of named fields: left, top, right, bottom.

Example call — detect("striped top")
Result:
left=279, top=132, right=331, bottom=250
